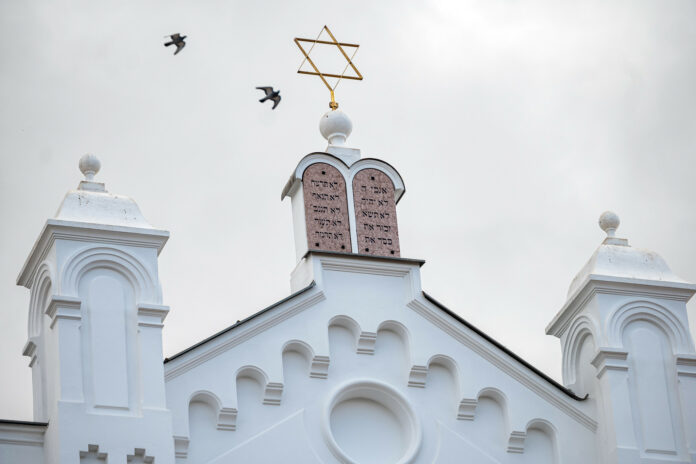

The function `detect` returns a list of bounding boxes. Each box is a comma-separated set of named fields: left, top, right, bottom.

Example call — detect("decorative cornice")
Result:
left=409, top=298, right=597, bottom=431
left=316, top=253, right=423, bottom=276
left=22, top=340, right=38, bottom=367
left=164, top=290, right=326, bottom=380
left=408, top=365, right=428, bottom=388
left=263, top=383, right=283, bottom=405
left=310, top=356, right=330, bottom=379
left=591, top=348, right=629, bottom=378
left=507, top=430, right=526, bottom=453
left=457, top=398, right=477, bottom=420
left=676, top=354, right=696, bottom=377
left=173, top=435, right=190, bottom=458
left=0, top=421, right=46, bottom=446
left=45, top=295, right=82, bottom=329
left=137, top=303, right=170, bottom=328
left=17, top=219, right=169, bottom=288
left=356, top=331, right=377, bottom=354
left=217, top=408, right=237, bottom=431
left=547, top=276, right=696, bottom=338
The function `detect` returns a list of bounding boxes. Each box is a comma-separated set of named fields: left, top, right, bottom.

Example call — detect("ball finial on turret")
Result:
left=599, top=211, right=620, bottom=238
left=79, top=153, right=101, bottom=181
left=319, top=109, right=352, bottom=147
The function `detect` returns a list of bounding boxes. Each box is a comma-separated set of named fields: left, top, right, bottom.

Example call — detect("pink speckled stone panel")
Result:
left=352, top=168, right=400, bottom=257
left=303, top=163, right=352, bottom=252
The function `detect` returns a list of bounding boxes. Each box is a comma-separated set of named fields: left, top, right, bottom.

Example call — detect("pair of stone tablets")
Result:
left=302, top=163, right=400, bottom=257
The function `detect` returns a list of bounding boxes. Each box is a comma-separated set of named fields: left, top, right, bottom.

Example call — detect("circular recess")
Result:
left=323, top=380, right=420, bottom=464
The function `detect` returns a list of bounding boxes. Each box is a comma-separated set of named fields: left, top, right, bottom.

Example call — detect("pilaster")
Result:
left=16, top=155, right=175, bottom=463
left=548, top=212, right=696, bottom=464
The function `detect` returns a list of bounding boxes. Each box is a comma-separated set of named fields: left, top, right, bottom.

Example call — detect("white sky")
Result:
left=1, top=0, right=695, bottom=420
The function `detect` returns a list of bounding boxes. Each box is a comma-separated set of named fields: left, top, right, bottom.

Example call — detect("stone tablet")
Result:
left=303, top=163, right=352, bottom=253
left=352, top=168, right=400, bottom=257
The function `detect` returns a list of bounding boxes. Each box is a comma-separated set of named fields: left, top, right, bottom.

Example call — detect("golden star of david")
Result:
left=294, top=26, right=363, bottom=110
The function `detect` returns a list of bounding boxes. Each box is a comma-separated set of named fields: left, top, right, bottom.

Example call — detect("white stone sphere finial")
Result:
left=79, top=153, right=101, bottom=181
left=598, top=211, right=620, bottom=237
left=319, top=109, right=352, bottom=146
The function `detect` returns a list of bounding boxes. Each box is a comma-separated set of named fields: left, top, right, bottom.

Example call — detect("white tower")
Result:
left=17, top=155, right=174, bottom=463
left=547, top=212, right=696, bottom=463
left=281, top=109, right=406, bottom=277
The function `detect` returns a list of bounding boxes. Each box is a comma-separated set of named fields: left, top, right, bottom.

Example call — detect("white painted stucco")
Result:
left=3, top=121, right=696, bottom=463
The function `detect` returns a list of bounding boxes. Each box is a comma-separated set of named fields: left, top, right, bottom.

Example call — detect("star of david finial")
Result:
left=294, top=26, right=363, bottom=110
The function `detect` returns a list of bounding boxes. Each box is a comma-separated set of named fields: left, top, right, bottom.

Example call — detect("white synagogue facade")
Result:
left=1, top=109, right=696, bottom=463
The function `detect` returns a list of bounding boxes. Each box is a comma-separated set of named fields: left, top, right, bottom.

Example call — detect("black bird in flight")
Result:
left=164, top=33, right=187, bottom=55
left=256, top=87, right=281, bottom=110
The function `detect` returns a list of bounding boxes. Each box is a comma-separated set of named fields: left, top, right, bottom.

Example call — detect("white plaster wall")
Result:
left=556, top=282, right=696, bottom=463
left=165, top=255, right=597, bottom=463
left=16, top=220, right=174, bottom=464
left=0, top=442, right=43, bottom=464
left=0, top=423, right=45, bottom=464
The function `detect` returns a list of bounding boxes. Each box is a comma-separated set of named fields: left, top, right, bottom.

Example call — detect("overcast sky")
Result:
left=1, top=0, right=695, bottom=420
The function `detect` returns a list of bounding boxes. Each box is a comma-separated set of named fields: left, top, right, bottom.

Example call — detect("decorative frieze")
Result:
left=79, top=444, right=107, bottom=461
left=506, top=430, right=527, bottom=453
left=408, top=365, right=428, bottom=388
left=591, top=348, right=629, bottom=379
left=45, top=295, right=82, bottom=329
left=217, top=407, right=238, bottom=431
left=263, top=382, right=284, bottom=405
left=22, top=340, right=38, bottom=368
left=310, top=355, right=330, bottom=379
left=173, top=436, right=190, bottom=458
left=676, top=354, right=696, bottom=377
left=127, top=447, right=154, bottom=463
left=356, top=331, right=377, bottom=355
left=457, top=398, right=478, bottom=420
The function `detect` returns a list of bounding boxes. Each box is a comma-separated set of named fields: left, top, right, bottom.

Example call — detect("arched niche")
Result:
left=187, top=391, right=225, bottom=463
left=234, top=365, right=271, bottom=433
left=61, top=246, right=160, bottom=304
left=328, top=315, right=362, bottom=360
left=473, top=387, right=509, bottom=452
left=28, top=263, right=54, bottom=339
left=523, top=419, right=559, bottom=464
left=27, top=262, right=54, bottom=421
left=78, top=267, right=137, bottom=411
left=424, top=355, right=461, bottom=418
left=375, top=321, right=410, bottom=381
left=561, top=315, right=599, bottom=388
left=623, top=320, right=682, bottom=457
left=282, top=340, right=314, bottom=388
left=608, top=300, right=692, bottom=353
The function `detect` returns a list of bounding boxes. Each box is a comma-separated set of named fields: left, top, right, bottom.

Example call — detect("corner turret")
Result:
left=17, top=155, right=175, bottom=463
left=547, top=212, right=696, bottom=464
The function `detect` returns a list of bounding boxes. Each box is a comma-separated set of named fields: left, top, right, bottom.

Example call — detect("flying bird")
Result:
left=256, top=87, right=281, bottom=110
left=164, top=33, right=187, bottom=55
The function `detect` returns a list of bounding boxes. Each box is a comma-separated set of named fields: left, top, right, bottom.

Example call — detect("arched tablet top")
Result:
left=281, top=152, right=405, bottom=204
left=350, top=158, right=405, bottom=203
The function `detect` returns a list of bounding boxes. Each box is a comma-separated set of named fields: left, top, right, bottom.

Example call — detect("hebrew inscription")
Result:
left=303, top=163, right=352, bottom=252
left=353, top=168, right=400, bottom=257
